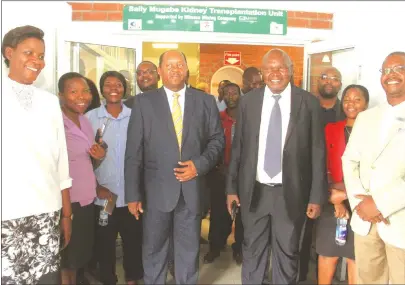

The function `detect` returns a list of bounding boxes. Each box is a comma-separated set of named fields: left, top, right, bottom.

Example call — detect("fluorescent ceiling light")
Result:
left=152, top=43, right=178, bottom=49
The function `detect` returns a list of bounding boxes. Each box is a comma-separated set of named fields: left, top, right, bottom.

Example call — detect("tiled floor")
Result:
left=88, top=217, right=347, bottom=284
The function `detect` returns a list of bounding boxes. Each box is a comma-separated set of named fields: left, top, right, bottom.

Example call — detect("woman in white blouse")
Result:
left=1, top=25, right=72, bottom=284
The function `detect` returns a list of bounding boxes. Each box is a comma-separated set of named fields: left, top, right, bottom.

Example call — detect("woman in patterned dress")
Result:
left=1, top=25, right=73, bottom=284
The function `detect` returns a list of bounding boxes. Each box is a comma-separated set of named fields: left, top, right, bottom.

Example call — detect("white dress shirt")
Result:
left=2, top=76, right=72, bottom=221
left=164, top=85, right=186, bottom=119
left=216, top=97, right=227, bottom=112
left=256, top=83, right=291, bottom=184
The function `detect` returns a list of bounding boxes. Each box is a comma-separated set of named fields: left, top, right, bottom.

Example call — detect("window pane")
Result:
left=68, top=42, right=136, bottom=99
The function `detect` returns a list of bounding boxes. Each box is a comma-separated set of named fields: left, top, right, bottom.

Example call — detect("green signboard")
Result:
left=123, top=4, right=287, bottom=35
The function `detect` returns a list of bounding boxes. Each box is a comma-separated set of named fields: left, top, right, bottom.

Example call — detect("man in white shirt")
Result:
left=342, top=51, right=405, bottom=284
left=226, top=49, right=326, bottom=284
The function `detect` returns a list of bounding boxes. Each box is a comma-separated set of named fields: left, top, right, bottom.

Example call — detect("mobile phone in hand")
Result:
left=95, top=129, right=108, bottom=150
left=231, top=200, right=239, bottom=221
left=95, top=129, right=102, bottom=144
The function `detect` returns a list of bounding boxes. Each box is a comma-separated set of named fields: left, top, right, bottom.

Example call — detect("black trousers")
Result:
left=95, top=206, right=143, bottom=285
left=242, top=182, right=305, bottom=284
left=299, top=218, right=316, bottom=281
left=207, top=169, right=243, bottom=252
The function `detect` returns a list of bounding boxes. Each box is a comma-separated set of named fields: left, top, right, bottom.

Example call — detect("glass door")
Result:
left=67, top=42, right=136, bottom=99
left=58, top=28, right=142, bottom=97
left=304, top=40, right=358, bottom=99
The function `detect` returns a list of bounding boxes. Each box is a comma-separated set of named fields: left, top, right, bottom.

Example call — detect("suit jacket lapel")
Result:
left=253, top=88, right=265, bottom=154
left=284, top=86, right=302, bottom=148
left=373, top=113, right=402, bottom=163
left=181, top=88, right=196, bottom=147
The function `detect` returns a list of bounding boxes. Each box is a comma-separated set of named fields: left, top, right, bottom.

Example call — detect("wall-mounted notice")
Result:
left=123, top=4, right=287, bottom=35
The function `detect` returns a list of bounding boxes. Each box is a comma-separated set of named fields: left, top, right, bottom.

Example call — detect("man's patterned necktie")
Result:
left=172, top=92, right=183, bottom=151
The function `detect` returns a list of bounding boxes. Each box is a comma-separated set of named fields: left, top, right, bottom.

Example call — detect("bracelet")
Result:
left=62, top=214, right=73, bottom=220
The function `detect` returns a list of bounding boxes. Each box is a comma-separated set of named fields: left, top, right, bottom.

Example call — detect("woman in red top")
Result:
left=316, top=84, right=369, bottom=285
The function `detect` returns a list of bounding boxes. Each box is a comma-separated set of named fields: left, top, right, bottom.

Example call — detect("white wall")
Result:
left=331, top=2, right=405, bottom=107
left=1, top=1, right=72, bottom=94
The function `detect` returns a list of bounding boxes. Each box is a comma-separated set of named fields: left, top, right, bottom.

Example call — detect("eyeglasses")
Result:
left=136, top=69, right=157, bottom=76
left=379, top=65, right=405, bottom=75
left=320, top=74, right=341, bottom=82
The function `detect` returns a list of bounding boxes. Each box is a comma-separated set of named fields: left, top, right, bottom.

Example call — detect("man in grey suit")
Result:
left=226, top=49, right=327, bottom=284
left=125, top=50, right=225, bottom=285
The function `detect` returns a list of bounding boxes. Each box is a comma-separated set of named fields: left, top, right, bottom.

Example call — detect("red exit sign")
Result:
left=224, top=51, right=241, bottom=66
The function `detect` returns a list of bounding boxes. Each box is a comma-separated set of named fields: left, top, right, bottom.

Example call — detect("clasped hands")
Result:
left=129, top=160, right=198, bottom=219
left=173, top=160, right=198, bottom=182
left=354, top=194, right=389, bottom=225
left=329, top=187, right=350, bottom=219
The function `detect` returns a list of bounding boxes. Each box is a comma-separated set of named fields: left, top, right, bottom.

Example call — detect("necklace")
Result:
left=10, top=81, right=34, bottom=110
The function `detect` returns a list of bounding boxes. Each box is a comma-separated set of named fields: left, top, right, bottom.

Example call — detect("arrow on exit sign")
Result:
left=226, top=58, right=240, bottom=65
left=224, top=51, right=241, bottom=66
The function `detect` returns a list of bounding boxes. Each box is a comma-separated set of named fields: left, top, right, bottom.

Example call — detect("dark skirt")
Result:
left=315, top=203, right=355, bottom=260
left=61, top=202, right=95, bottom=269
left=1, top=211, right=61, bottom=285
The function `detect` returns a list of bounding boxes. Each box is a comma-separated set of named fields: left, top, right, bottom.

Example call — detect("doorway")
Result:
left=210, top=66, right=244, bottom=97
left=142, top=42, right=305, bottom=95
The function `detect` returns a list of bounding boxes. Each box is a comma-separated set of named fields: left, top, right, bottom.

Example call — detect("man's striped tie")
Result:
left=172, top=92, right=183, bottom=150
